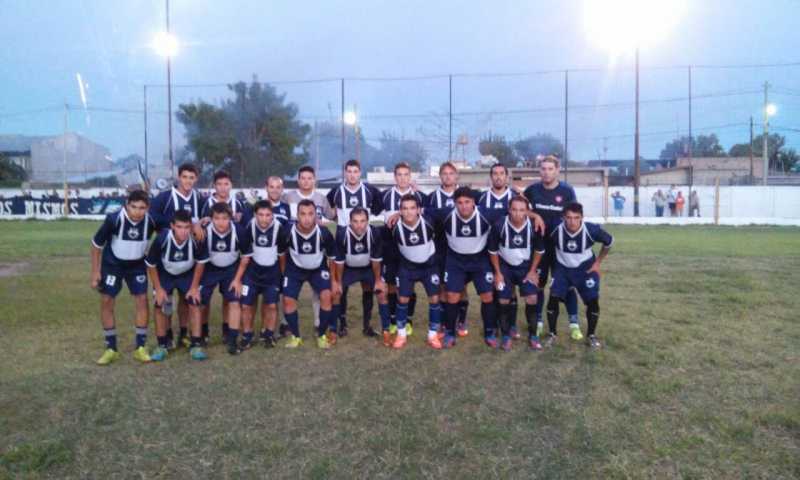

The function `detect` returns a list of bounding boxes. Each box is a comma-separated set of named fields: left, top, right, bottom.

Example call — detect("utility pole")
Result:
left=564, top=69, right=569, bottom=182
left=762, top=81, right=770, bottom=186
left=749, top=116, right=754, bottom=181
left=633, top=47, right=641, bottom=216
left=165, top=0, right=174, bottom=178
left=62, top=103, right=69, bottom=216
left=143, top=85, right=149, bottom=183
left=448, top=74, right=453, bottom=160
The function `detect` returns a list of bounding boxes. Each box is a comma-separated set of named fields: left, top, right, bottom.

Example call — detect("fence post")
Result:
left=603, top=174, right=609, bottom=221
left=714, top=177, right=720, bottom=225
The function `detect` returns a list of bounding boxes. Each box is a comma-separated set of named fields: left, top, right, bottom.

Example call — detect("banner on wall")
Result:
left=0, top=195, right=125, bottom=218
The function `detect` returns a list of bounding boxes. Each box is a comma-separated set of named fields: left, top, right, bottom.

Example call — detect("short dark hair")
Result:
left=394, top=162, right=411, bottom=174
left=298, top=165, right=316, bottom=176
left=453, top=186, right=475, bottom=201
left=297, top=199, right=316, bottom=212
left=349, top=206, right=368, bottom=220
left=172, top=209, right=192, bottom=224
left=439, top=161, right=457, bottom=174
left=399, top=193, right=420, bottom=208
left=213, top=170, right=231, bottom=183
left=211, top=202, right=232, bottom=218
left=509, top=195, right=529, bottom=209
left=178, top=163, right=199, bottom=176
left=253, top=200, right=273, bottom=213
left=126, top=189, right=150, bottom=205
left=564, top=202, right=583, bottom=216
left=540, top=155, right=560, bottom=168
left=344, top=159, right=361, bottom=170
left=490, top=163, right=508, bottom=176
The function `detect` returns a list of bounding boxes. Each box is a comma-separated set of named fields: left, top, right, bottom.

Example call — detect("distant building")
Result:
left=0, top=133, right=114, bottom=184
left=641, top=156, right=763, bottom=186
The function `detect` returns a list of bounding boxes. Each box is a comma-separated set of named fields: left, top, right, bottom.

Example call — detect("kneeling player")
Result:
left=279, top=199, right=337, bottom=349
left=189, top=202, right=246, bottom=355
left=331, top=207, right=386, bottom=344
left=90, top=189, right=156, bottom=365
left=391, top=194, right=444, bottom=349
left=489, top=196, right=545, bottom=351
left=534, top=202, right=613, bottom=349
left=146, top=210, right=207, bottom=361
left=232, top=200, right=285, bottom=349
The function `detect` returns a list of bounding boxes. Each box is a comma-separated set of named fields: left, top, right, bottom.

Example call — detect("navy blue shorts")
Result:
left=550, top=264, right=600, bottom=303
left=99, top=260, right=147, bottom=298
left=396, top=263, right=440, bottom=298
left=444, top=253, right=493, bottom=295
left=199, top=263, right=240, bottom=305
left=343, top=266, right=374, bottom=289
left=241, top=265, right=282, bottom=306
left=282, top=264, right=331, bottom=299
left=536, top=242, right=557, bottom=288
left=381, top=259, right=398, bottom=285
left=497, top=261, right=538, bottom=300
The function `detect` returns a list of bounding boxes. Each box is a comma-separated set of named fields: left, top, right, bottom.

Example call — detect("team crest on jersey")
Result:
left=460, top=225, right=472, bottom=236
left=586, top=277, right=596, bottom=288
left=408, top=232, right=419, bottom=244
left=128, top=228, right=140, bottom=239
left=431, top=274, right=440, bottom=285
left=354, top=242, right=365, bottom=253
left=445, top=199, right=454, bottom=207
left=513, top=234, right=523, bottom=246
left=183, top=204, right=192, bottom=212
left=567, top=240, right=577, bottom=251
left=485, top=272, right=494, bottom=283
left=257, top=235, right=268, bottom=246
left=494, top=202, right=503, bottom=209
left=174, top=250, right=184, bottom=260
left=216, top=241, right=227, bottom=251
left=321, top=270, right=330, bottom=280
left=301, top=242, right=312, bottom=253
left=136, top=275, right=146, bottom=283
left=348, top=196, right=358, bottom=207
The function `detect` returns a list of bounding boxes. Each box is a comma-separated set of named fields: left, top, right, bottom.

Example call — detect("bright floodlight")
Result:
left=765, top=104, right=777, bottom=116
left=584, top=0, right=686, bottom=53
left=152, top=32, right=179, bottom=57
left=343, top=111, right=357, bottom=126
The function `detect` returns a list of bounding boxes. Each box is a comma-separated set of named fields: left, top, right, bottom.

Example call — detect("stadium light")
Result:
left=343, top=111, right=358, bottom=126
left=765, top=103, right=777, bottom=117
left=152, top=31, right=179, bottom=58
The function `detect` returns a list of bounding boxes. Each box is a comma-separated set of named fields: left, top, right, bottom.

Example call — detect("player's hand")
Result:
left=386, top=212, right=401, bottom=228
left=229, top=279, right=243, bottom=298
left=525, top=270, right=540, bottom=287
left=410, top=181, right=419, bottom=192
left=374, top=277, right=386, bottom=295
left=331, top=281, right=342, bottom=297
left=531, top=213, right=545, bottom=235
left=586, top=261, right=602, bottom=276
left=186, top=287, right=201, bottom=304
left=234, top=212, right=243, bottom=223
left=193, top=223, right=206, bottom=241
left=154, top=287, right=168, bottom=307
left=90, top=271, right=101, bottom=290
left=493, top=272, right=505, bottom=291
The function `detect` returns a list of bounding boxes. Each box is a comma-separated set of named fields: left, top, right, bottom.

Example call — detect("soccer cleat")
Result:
left=190, top=346, right=208, bottom=361
left=426, top=335, right=443, bottom=350
left=456, top=322, right=469, bottom=337
left=96, top=348, right=121, bottom=366
left=180, top=336, right=192, bottom=349
left=501, top=337, right=513, bottom=352
left=201, top=337, right=209, bottom=347
left=536, top=322, right=544, bottom=338
left=338, top=322, right=349, bottom=338
left=164, top=339, right=176, bottom=351
left=437, top=329, right=446, bottom=340
left=382, top=331, right=394, bottom=347
left=510, top=326, right=521, bottom=340
left=277, top=323, right=288, bottom=339
left=484, top=336, right=498, bottom=349
left=284, top=335, right=303, bottom=349
left=586, top=335, right=602, bottom=350
left=406, top=321, right=413, bottom=337
left=362, top=326, right=378, bottom=338
left=239, top=337, right=254, bottom=351
left=317, top=335, right=331, bottom=349
left=442, top=335, right=456, bottom=349
left=388, top=324, right=398, bottom=335
left=570, top=324, right=584, bottom=341
left=263, top=336, right=277, bottom=349
left=133, top=346, right=152, bottom=363
left=150, top=346, right=168, bottom=362
left=326, top=331, right=338, bottom=346
left=544, top=333, right=557, bottom=348
left=529, top=336, right=543, bottom=351
left=227, top=342, right=242, bottom=355
left=392, top=335, right=407, bottom=349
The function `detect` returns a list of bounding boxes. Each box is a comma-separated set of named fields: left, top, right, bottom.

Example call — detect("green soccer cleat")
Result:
left=96, top=348, right=121, bottom=366
left=316, top=334, right=331, bottom=349
left=405, top=322, right=413, bottom=337
left=150, top=346, right=168, bottom=362
left=190, top=346, right=208, bottom=361
left=284, top=335, right=303, bottom=349
left=570, top=324, right=584, bottom=341
left=388, top=324, right=398, bottom=335
left=180, top=336, right=192, bottom=349
left=133, top=346, right=152, bottom=363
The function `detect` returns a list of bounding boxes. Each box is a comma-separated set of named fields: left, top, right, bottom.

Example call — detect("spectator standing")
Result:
left=611, top=191, right=626, bottom=217
left=689, top=191, right=700, bottom=217
left=675, top=191, right=685, bottom=216
left=652, top=189, right=667, bottom=217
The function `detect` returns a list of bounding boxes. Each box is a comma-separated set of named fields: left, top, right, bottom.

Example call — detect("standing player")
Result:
left=523, top=155, right=583, bottom=341
left=391, top=194, right=443, bottom=349
left=231, top=200, right=285, bottom=350
left=331, top=207, right=387, bottom=343
left=145, top=210, right=207, bottom=361
left=488, top=196, right=545, bottom=351
left=266, top=176, right=292, bottom=226
left=533, top=202, right=613, bottom=349
left=91, top=190, right=156, bottom=365
left=478, top=163, right=517, bottom=224
left=149, top=163, right=203, bottom=349
left=189, top=202, right=246, bottom=355
left=279, top=199, right=337, bottom=349
left=434, top=187, right=497, bottom=349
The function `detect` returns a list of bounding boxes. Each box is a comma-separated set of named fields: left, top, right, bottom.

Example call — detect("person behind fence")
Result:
left=689, top=191, right=700, bottom=217
left=675, top=191, right=685, bottom=217
left=611, top=191, right=625, bottom=216
left=652, top=189, right=667, bottom=217
left=667, top=185, right=678, bottom=216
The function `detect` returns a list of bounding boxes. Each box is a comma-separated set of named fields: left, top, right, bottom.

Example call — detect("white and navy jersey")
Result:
left=379, top=187, right=426, bottom=223
left=241, top=219, right=284, bottom=268
left=93, top=208, right=156, bottom=264
left=149, top=187, right=202, bottom=230
left=443, top=209, right=492, bottom=256
left=326, top=182, right=381, bottom=227
left=393, top=218, right=436, bottom=267
left=280, top=224, right=336, bottom=271
left=488, top=217, right=545, bottom=267
left=200, top=194, right=251, bottom=226
left=334, top=225, right=382, bottom=268
left=145, top=229, right=198, bottom=276
left=523, top=181, right=577, bottom=235
left=478, top=188, right=516, bottom=211
left=196, top=224, right=243, bottom=269
left=550, top=222, right=614, bottom=269
left=270, top=201, right=292, bottom=226
left=425, top=187, right=458, bottom=212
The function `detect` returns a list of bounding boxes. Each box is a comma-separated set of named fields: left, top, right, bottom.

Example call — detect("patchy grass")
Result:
left=0, top=222, right=799, bottom=479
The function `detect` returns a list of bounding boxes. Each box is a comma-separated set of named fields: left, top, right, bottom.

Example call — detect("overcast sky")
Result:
left=1, top=0, right=798, bottom=167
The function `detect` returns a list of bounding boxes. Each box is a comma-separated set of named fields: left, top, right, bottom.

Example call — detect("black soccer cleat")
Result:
left=338, top=323, right=349, bottom=338
left=227, top=341, right=241, bottom=355
left=239, top=337, right=253, bottom=351
left=263, top=336, right=277, bottom=349
left=362, top=326, right=378, bottom=338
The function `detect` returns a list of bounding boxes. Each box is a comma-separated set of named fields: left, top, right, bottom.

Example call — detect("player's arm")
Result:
left=145, top=237, right=167, bottom=305
left=487, top=227, right=504, bottom=289
left=186, top=262, right=205, bottom=304
left=148, top=192, right=170, bottom=230
left=90, top=215, right=114, bottom=289
left=526, top=210, right=545, bottom=234
left=370, top=226, right=385, bottom=293
left=587, top=224, right=613, bottom=275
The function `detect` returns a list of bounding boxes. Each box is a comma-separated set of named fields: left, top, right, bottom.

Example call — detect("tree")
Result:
left=0, top=154, right=27, bottom=185
left=513, top=133, right=564, bottom=164
left=373, top=132, right=427, bottom=171
left=479, top=134, right=519, bottom=166
left=729, top=133, right=796, bottom=172
left=659, top=134, right=726, bottom=166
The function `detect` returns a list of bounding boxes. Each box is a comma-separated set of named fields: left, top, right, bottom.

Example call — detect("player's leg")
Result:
left=260, top=288, right=279, bottom=348
left=565, top=288, right=582, bottom=341
left=544, top=266, right=569, bottom=348
left=187, top=300, right=208, bottom=360
left=375, top=286, right=392, bottom=346
left=240, top=290, right=257, bottom=351
left=517, top=270, right=541, bottom=351
left=126, top=268, right=151, bottom=362
left=329, top=283, right=344, bottom=345
left=575, top=271, right=602, bottom=349
left=177, top=295, right=190, bottom=348
left=281, top=271, right=304, bottom=348
left=495, top=264, right=515, bottom=351
left=151, top=289, right=172, bottom=362
left=312, top=290, right=321, bottom=329
left=508, top=295, right=520, bottom=339
left=361, top=280, right=377, bottom=337
left=473, top=269, right=498, bottom=348
left=336, top=287, right=348, bottom=337
left=423, top=269, right=444, bottom=349
left=391, top=267, right=417, bottom=348
left=535, top=249, right=553, bottom=336
left=317, top=287, right=334, bottom=349
left=96, top=292, right=120, bottom=365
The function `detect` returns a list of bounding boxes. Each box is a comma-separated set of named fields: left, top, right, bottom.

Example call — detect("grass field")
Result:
left=1, top=221, right=799, bottom=479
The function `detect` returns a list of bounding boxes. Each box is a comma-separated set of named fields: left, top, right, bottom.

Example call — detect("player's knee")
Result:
left=586, top=298, right=599, bottom=315
left=479, top=292, right=493, bottom=303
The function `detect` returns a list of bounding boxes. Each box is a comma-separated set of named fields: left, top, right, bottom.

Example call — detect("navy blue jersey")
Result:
left=149, top=187, right=203, bottom=230
left=424, top=187, right=457, bottom=212
left=326, top=182, right=383, bottom=227
left=279, top=224, right=336, bottom=271
left=196, top=223, right=245, bottom=270
left=270, top=200, right=292, bottom=226
left=442, top=208, right=492, bottom=256
left=549, top=221, right=613, bottom=269
left=523, top=181, right=577, bottom=235
left=145, top=229, right=200, bottom=276
left=200, top=194, right=252, bottom=227
left=334, top=225, right=382, bottom=268
left=488, top=216, right=545, bottom=267
left=379, top=187, right=426, bottom=224
left=92, top=209, right=156, bottom=266
left=393, top=218, right=437, bottom=268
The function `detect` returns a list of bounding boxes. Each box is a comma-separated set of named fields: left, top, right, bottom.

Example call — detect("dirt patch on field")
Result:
left=0, top=262, right=30, bottom=278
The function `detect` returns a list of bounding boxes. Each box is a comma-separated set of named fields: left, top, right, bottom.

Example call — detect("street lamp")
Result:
left=343, top=109, right=359, bottom=164
left=763, top=101, right=777, bottom=185
left=152, top=0, right=178, bottom=178
left=584, top=0, right=685, bottom=216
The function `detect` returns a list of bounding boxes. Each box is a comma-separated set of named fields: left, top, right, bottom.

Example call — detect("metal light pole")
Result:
left=165, top=0, right=174, bottom=179
left=762, top=82, right=770, bottom=185
left=564, top=69, right=569, bottom=182
left=143, top=85, right=149, bottom=182
left=633, top=47, right=641, bottom=216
